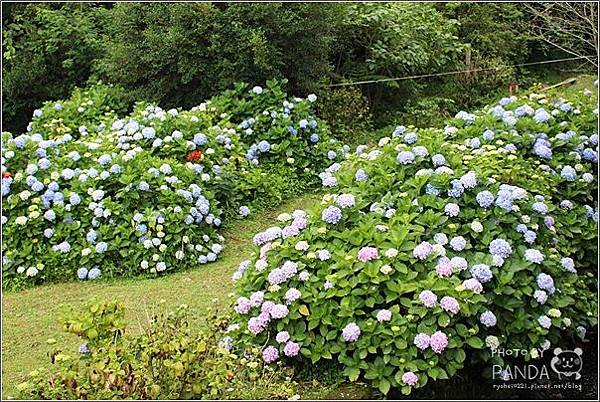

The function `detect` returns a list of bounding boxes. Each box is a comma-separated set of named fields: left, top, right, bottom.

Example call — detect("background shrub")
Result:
left=2, top=3, right=110, bottom=132
left=4, top=2, right=596, bottom=133
left=316, top=86, right=372, bottom=142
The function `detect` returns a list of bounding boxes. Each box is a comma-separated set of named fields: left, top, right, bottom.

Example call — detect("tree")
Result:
left=524, top=2, right=598, bottom=68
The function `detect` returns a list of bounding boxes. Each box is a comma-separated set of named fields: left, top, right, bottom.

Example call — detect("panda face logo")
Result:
left=550, top=348, right=583, bottom=380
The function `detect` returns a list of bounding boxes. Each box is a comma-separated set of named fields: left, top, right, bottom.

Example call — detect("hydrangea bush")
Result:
left=2, top=81, right=345, bottom=288
left=230, top=85, right=598, bottom=394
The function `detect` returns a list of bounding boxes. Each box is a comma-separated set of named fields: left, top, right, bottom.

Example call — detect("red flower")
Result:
left=2, top=172, right=11, bottom=179
left=186, top=150, right=203, bottom=162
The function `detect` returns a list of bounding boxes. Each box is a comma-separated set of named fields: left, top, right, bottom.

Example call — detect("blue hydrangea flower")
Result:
left=560, top=166, right=577, bottom=181
left=88, top=268, right=101, bottom=280
left=476, top=191, right=494, bottom=208
left=431, top=154, right=446, bottom=167
left=532, top=201, right=548, bottom=215
left=321, top=206, right=342, bottom=225
left=309, top=134, right=320, bottom=143
left=397, top=151, right=415, bottom=165
left=404, top=132, right=417, bottom=144
left=470, top=264, right=493, bottom=283
left=77, top=268, right=88, bottom=280
left=489, top=238, right=512, bottom=258
left=258, top=140, right=271, bottom=152
left=480, top=311, right=497, bottom=327
left=536, top=273, right=555, bottom=294
left=355, top=169, right=368, bottom=182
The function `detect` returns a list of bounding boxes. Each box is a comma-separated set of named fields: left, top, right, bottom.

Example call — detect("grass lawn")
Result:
left=1, top=193, right=327, bottom=399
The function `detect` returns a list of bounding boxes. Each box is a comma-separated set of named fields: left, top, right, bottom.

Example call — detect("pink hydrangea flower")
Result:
left=358, top=247, right=379, bottom=262
left=436, top=261, right=453, bottom=277
left=402, top=371, right=418, bottom=386
left=462, top=278, right=483, bottom=294
left=276, top=331, right=290, bottom=343
left=429, top=331, right=449, bottom=353
left=440, top=296, right=460, bottom=314
left=376, top=309, right=392, bottom=322
left=284, top=341, right=300, bottom=357
left=413, top=241, right=433, bottom=260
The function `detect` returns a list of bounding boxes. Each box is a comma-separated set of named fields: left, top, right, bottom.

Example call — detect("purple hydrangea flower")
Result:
left=480, top=310, right=497, bottom=327
left=402, top=372, right=418, bottom=386
left=248, top=316, right=268, bottom=335
left=413, top=242, right=433, bottom=260
left=419, top=290, right=437, bottom=307
left=414, top=333, right=430, bottom=350
left=284, top=341, right=300, bottom=357
left=284, top=288, right=302, bottom=304
left=235, top=297, right=252, bottom=314
left=262, top=346, right=279, bottom=363
left=270, top=304, right=289, bottom=319
left=342, top=322, right=361, bottom=342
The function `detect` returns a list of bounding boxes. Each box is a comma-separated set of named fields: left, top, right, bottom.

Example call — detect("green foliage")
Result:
left=1, top=81, right=346, bottom=289
left=316, top=86, right=372, bottom=141
left=97, top=2, right=342, bottom=111
left=17, top=301, right=298, bottom=400
left=390, top=97, right=457, bottom=129
left=230, top=86, right=598, bottom=394
left=2, top=3, right=110, bottom=132
left=441, top=2, right=528, bottom=63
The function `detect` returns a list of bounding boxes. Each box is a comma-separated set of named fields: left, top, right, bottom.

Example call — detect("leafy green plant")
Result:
left=1, top=80, right=347, bottom=289
left=316, top=86, right=372, bottom=142
left=229, top=84, right=598, bottom=395
left=17, top=300, right=298, bottom=400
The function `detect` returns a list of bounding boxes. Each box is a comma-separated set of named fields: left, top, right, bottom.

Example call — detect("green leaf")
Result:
left=466, top=337, right=484, bottom=349
left=378, top=378, right=391, bottom=394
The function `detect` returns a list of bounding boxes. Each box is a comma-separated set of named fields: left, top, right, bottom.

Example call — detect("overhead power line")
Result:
left=328, top=55, right=597, bottom=87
